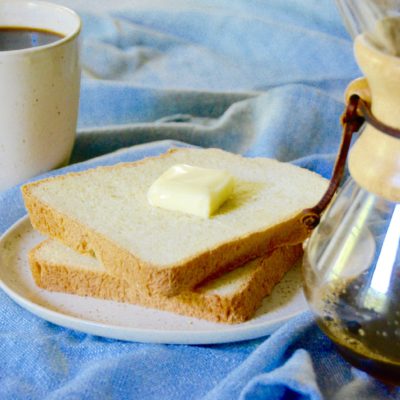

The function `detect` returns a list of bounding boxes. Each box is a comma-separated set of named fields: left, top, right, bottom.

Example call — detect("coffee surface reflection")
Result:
left=0, top=27, right=63, bottom=51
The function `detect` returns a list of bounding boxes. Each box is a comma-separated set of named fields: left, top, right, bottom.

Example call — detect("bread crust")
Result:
left=22, top=148, right=319, bottom=296
left=23, top=183, right=310, bottom=296
left=29, top=241, right=303, bottom=324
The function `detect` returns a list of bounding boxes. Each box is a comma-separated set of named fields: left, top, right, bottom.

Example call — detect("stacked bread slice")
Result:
left=22, top=148, right=328, bottom=323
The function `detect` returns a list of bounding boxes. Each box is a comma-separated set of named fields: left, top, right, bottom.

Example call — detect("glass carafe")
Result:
left=303, top=3, right=400, bottom=384
left=303, top=178, right=400, bottom=384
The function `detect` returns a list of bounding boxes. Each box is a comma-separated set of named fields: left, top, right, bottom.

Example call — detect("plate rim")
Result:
left=0, top=215, right=307, bottom=345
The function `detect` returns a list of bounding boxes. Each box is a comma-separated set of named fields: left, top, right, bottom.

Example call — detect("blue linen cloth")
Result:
left=0, top=0, right=399, bottom=398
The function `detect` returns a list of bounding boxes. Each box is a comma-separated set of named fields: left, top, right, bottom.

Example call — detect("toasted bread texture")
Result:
left=29, top=240, right=303, bottom=324
left=22, top=148, right=327, bottom=296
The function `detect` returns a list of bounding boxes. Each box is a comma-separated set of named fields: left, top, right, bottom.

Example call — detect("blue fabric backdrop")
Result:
left=0, top=0, right=399, bottom=398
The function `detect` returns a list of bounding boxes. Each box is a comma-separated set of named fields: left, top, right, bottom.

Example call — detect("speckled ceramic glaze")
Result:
left=0, top=216, right=307, bottom=344
left=0, top=0, right=81, bottom=191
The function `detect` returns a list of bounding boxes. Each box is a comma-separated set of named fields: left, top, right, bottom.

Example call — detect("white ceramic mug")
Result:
left=0, top=0, right=81, bottom=192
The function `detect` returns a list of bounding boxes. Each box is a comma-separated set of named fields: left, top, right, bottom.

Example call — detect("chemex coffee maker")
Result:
left=301, top=0, right=400, bottom=385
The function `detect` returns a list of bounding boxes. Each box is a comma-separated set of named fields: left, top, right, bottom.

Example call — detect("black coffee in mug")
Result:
left=0, top=27, right=63, bottom=51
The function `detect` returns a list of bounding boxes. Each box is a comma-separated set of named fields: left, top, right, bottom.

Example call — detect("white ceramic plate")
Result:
left=0, top=216, right=308, bottom=344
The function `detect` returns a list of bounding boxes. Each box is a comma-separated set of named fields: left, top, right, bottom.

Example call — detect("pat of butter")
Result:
left=147, top=164, right=234, bottom=218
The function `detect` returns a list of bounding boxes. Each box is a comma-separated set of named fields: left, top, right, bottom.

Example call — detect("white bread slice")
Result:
left=29, top=239, right=303, bottom=324
left=22, top=148, right=327, bottom=296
